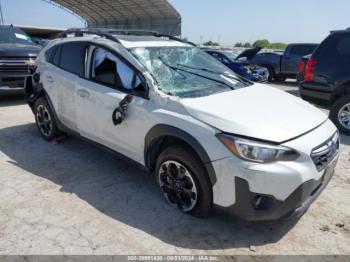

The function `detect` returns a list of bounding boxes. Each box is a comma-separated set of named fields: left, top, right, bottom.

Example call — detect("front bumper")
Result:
left=217, top=156, right=337, bottom=221
left=298, top=82, right=333, bottom=106
left=211, top=120, right=338, bottom=221
left=0, top=73, right=27, bottom=94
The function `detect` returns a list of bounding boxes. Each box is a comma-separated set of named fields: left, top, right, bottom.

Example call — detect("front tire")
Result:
left=330, top=95, right=350, bottom=135
left=155, top=145, right=212, bottom=217
left=34, top=97, right=62, bottom=141
left=267, top=67, right=275, bottom=82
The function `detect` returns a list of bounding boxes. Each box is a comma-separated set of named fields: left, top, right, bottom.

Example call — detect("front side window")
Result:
left=91, top=47, right=143, bottom=92
left=131, top=46, right=246, bottom=97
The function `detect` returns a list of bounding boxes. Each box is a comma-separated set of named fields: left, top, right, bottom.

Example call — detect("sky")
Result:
left=1, top=0, right=349, bottom=45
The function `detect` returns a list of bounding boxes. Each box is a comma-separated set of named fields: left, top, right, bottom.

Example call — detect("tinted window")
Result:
left=59, top=42, right=87, bottom=76
left=289, top=45, right=317, bottom=56
left=45, top=46, right=56, bottom=62
left=52, top=45, right=61, bottom=66
left=329, top=34, right=350, bottom=59
left=336, top=35, right=350, bottom=57
left=316, top=33, right=350, bottom=59
left=91, top=47, right=142, bottom=92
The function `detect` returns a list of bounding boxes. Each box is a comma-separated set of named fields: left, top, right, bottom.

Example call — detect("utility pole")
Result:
left=0, top=0, right=4, bottom=25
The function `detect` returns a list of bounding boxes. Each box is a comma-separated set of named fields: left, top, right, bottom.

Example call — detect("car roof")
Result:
left=54, top=29, right=195, bottom=49
left=115, top=35, right=191, bottom=48
left=51, top=34, right=191, bottom=49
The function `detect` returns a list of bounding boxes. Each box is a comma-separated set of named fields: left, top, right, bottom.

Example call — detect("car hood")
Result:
left=180, top=84, right=328, bottom=143
left=235, top=47, right=262, bottom=61
left=0, top=43, right=41, bottom=57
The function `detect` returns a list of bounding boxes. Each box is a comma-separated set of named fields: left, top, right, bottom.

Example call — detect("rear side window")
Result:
left=52, top=45, right=61, bottom=66
left=45, top=46, right=56, bottom=62
left=59, top=42, right=87, bottom=76
left=332, top=34, right=350, bottom=58
left=316, top=33, right=350, bottom=59
left=289, top=45, right=317, bottom=56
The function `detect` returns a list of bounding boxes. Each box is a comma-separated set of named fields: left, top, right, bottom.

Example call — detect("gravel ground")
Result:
left=0, top=82, right=349, bottom=255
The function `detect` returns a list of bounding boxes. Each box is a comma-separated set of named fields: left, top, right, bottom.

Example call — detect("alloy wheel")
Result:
left=338, top=103, right=350, bottom=130
left=36, top=104, right=53, bottom=137
left=158, top=160, right=198, bottom=212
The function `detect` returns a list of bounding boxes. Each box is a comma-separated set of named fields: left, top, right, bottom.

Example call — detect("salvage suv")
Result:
left=26, top=29, right=339, bottom=221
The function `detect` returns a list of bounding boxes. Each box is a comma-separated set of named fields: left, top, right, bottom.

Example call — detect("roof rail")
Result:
left=57, top=28, right=196, bottom=46
left=57, top=28, right=121, bottom=43
left=330, top=27, right=350, bottom=34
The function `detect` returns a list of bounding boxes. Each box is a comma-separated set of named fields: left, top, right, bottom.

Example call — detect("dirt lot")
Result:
left=0, top=82, right=349, bottom=255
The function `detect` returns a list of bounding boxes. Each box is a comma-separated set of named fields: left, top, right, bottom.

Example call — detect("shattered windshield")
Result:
left=131, top=46, right=245, bottom=97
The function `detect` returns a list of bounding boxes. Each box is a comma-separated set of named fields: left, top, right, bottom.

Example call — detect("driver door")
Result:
left=76, top=46, right=150, bottom=162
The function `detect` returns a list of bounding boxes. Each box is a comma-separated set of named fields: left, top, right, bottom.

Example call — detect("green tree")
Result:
left=243, top=42, right=252, bottom=48
left=234, top=42, right=243, bottom=47
left=203, top=40, right=219, bottom=46
left=253, top=39, right=270, bottom=48
left=268, top=42, right=287, bottom=50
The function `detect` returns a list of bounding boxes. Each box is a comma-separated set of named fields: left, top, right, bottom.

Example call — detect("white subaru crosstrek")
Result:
left=25, top=29, right=339, bottom=221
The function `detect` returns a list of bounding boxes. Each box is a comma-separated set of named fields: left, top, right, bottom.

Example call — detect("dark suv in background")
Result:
left=0, top=25, right=41, bottom=95
left=299, top=28, right=350, bottom=134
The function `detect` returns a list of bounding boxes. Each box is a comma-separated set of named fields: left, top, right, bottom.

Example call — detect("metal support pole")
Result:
left=0, top=0, right=5, bottom=25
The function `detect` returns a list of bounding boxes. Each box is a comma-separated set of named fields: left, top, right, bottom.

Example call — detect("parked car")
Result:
left=0, top=25, right=41, bottom=95
left=26, top=29, right=339, bottom=221
left=205, top=48, right=269, bottom=83
left=299, top=28, right=350, bottom=135
left=251, top=43, right=318, bottom=81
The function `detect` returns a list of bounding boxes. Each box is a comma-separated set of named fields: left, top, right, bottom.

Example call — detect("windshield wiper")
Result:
left=157, top=57, right=234, bottom=90
left=177, top=63, right=252, bottom=85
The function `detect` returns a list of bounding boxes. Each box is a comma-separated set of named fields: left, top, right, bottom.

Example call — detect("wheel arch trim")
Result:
left=144, top=124, right=217, bottom=185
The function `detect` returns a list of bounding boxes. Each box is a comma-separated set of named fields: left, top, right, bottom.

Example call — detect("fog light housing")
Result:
left=252, top=195, right=275, bottom=210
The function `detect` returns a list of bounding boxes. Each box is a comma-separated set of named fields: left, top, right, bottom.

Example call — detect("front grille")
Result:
left=0, top=57, right=36, bottom=73
left=311, top=132, right=339, bottom=171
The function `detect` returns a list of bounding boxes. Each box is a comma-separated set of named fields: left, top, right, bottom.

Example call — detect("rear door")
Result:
left=47, top=42, right=88, bottom=130
left=75, top=45, right=150, bottom=162
left=282, top=44, right=317, bottom=75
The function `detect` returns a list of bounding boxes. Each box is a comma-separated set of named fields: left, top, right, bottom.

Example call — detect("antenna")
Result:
left=0, top=0, right=4, bottom=25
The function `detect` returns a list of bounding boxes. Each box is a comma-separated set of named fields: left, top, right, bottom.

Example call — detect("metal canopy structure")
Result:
left=49, top=0, right=181, bottom=36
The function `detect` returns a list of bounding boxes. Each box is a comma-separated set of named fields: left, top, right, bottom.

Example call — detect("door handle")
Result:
left=77, top=89, right=90, bottom=98
left=46, top=75, right=54, bottom=83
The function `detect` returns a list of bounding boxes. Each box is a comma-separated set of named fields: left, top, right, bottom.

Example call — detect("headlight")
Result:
left=216, top=134, right=299, bottom=163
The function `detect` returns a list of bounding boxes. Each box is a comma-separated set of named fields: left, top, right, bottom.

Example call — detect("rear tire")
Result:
left=34, top=97, right=62, bottom=141
left=329, top=95, right=350, bottom=135
left=155, top=144, right=213, bottom=217
left=275, top=75, right=286, bottom=82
